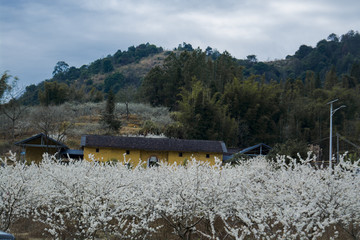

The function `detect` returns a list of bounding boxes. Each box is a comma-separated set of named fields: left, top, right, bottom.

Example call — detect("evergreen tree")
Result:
left=175, top=80, right=238, bottom=145
left=100, top=90, right=121, bottom=134
left=314, top=72, right=322, bottom=89
left=305, top=71, right=316, bottom=94
left=324, top=66, right=338, bottom=90
left=38, top=82, right=69, bottom=106
left=140, top=66, right=165, bottom=106
left=342, top=75, right=356, bottom=88
left=350, top=61, right=360, bottom=84
left=102, top=58, right=114, bottom=73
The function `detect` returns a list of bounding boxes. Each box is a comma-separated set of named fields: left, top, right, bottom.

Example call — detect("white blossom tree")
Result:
left=0, top=152, right=36, bottom=231
left=30, top=154, right=157, bottom=239
left=0, top=153, right=359, bottom=239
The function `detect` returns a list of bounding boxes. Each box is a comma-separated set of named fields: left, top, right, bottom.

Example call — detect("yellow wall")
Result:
left=25, top=147, right=59, bottom=164
left=167, top=151, right=221, bottom=165
left=84, top=147, right=142, bottom=167
left=83, top=146, right=223, bottom=167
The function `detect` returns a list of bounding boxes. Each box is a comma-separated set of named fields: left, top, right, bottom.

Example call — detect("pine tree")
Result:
left=100, top=90, right=121, bottom=134
left=314, top=72, right=322, bottom=89
left=350, top=61, right=360, bottom=84
left=324, top=66, right=338, bottom=90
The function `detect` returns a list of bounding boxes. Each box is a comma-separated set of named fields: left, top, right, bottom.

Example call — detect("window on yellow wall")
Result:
left=206, top=154, right=210, bottom=158
left=126, top=150, right=130, bottom=155
left=96, top=148, right=99, bottom=152
left=148, top=156, right=159, bottom=167
left=179, top=152, right=183, bottom=157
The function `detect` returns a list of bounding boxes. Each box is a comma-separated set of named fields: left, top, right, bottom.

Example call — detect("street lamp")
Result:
left=327, top=99, right=346, bottom=169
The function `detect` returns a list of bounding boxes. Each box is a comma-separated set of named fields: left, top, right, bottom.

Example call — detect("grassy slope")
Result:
left=117, top=51, right=168, bottom=80
left=1, top=102, right=172, bottom=157
left=88, top=51, right=168, bottom=86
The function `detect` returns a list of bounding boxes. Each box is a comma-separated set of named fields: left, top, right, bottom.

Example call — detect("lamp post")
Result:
left=327, top=99, right=346, bottom=169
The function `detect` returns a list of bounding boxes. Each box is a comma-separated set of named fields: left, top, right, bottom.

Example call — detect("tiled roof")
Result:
left=81, top=135, right=227, bottom=153
left=14, top=133, right=68, bottom=149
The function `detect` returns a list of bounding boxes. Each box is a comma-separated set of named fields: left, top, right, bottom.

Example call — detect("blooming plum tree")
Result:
left=0, top=153, right=359, bottom=239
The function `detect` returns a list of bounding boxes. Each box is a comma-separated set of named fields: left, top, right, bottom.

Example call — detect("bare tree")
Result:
left=1, top=100, right=27, bottom=142
left=30, top=105, right=74, bottom=143
left=0, top=114, right=10, bottom=140
left=0, top=72, right=27, bottom=142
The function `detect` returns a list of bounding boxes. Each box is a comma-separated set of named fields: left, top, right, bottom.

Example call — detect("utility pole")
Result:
left=336, top=133, right=340, bottom=164
left=327, top=99, right=346, bottom=169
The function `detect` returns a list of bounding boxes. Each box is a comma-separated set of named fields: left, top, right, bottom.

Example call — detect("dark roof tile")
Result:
left=81, top=135, right=227, bottom=153
left=15, top=133, right=68, bottom=149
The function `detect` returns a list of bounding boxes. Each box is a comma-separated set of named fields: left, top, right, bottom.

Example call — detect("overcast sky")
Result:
left=1, top=0, right=359, bottom=88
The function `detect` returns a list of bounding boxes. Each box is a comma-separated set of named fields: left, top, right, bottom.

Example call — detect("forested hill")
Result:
left=238, top=30, right=360, bottom=82
left=20, top=43, right=166, bottom=105
left=20, top=31, right=360, bottom=106
left=18, top=30, right=360, bottom=155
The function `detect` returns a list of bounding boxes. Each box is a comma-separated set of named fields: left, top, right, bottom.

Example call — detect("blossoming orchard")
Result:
left=1, top=153, right=359, bottom=239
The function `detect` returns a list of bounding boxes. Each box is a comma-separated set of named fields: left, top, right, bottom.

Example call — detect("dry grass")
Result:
left=8, top=216, right=358, bottom=240
left=76, top=115, right=101, bottom=123
left=10, top=218, right=51, bottom=240
left=117, top=52, right=167, bottom=80
left=1, top=102, right=172, bottom=158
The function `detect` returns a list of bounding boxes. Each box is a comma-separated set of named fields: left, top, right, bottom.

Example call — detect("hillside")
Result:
left=0, top=101, right=172, bottom=156
left=238, top=30, right=360, bottom=82
left=4, top=30, right=360, bottom=159
left=19, top=31, right=360, bottom=107
left=137, top=31, right=360, bottom=157
left=19, top=43, right=167, bottom=105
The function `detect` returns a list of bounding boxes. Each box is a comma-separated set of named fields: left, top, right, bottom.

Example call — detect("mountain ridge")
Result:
left=19, top=30, right=360, bottom=106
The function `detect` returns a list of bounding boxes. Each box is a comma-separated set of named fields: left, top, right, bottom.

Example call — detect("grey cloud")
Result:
left=0, top=0, right=359, bottom=87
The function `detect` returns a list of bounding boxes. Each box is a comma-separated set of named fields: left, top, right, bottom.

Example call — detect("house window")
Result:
left=206, top=154, right=210, bottom=158
left=126, top=150, right=130, bottom=155
left=179, top=152, right=183, bottom=157
left=96, top=148, right=99, bottom=153
left=148, top=156, right=159, bottom=167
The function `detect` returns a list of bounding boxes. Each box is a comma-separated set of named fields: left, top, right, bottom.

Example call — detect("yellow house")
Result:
left=15, top=133, right=69, bottom=164
left=81, top=135, right=228, bottom=167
